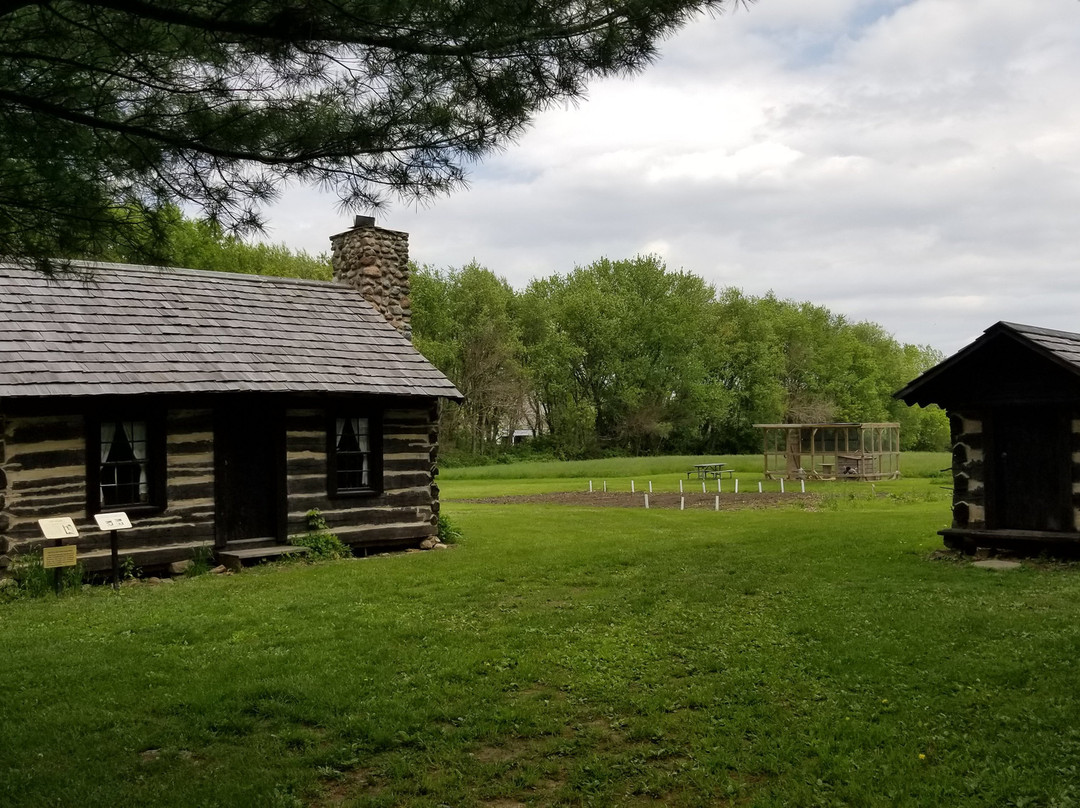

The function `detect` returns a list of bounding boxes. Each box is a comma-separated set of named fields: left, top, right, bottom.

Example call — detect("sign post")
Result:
left=37, top=518, right=79, bottom=595
left=94, top=512, right=132, bottom=589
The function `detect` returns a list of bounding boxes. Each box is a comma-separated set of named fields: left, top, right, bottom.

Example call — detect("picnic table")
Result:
left=688, top=462, right=733, bottom=480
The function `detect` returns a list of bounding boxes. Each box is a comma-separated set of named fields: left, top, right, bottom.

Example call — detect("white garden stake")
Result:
left=701, top=481, right=706, bottom=494
left=649, top=480, right=653, bottom=493
left=717, top=479, right=722, bottom=493
left=735, top=478, right=739, bottom=494
left=589, top=480, right=593, bottom=493
left=780, top=478, right=785, bottom=494
left=758, top=481, right=763, bottom=493
left=603, top=481, right=607, bottom=493
left=679, top=479, right=683, bottom=493
left=714, top=495, right=720, bottom=511
left=631, top=480, right=635, bottom=493
left=680, top=497, right=685, bottom=511
left=801, top=479, right=806, bottom=493
left=644, top=494, right=649, bottom=509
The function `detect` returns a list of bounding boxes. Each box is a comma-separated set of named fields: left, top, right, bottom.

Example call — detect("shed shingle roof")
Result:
left=0, top=262, right=462, bottom=400
left=895, top=321, right=1080, bottom=406
left=1003, top=322, right=1080, bottom=368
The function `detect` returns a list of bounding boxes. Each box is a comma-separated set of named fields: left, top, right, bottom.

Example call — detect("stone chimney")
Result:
left=330, top=215, right=412, bottom=338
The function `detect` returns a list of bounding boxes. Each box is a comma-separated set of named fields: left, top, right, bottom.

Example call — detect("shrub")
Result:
left=3, top=551, right=84, bottom=598
left=14, top=551, right=52, bottom=598
left=291, top=509, right=350, bottom=560
left=185, top=545, right=212, bottom=577
left=437, top=514, right=464, bottom=545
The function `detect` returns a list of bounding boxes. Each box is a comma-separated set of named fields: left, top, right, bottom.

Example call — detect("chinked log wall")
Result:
left=949, top=413, right=985, bottom=533
left=0, top=410, right=217, bottom=557
left=1074, top=419, right=1080, bottom=527
left=949, top=412, right=1080, bottom=534
left=284, top=403, right=440, bottom=547
left=0, top=403, right=440, bottom=563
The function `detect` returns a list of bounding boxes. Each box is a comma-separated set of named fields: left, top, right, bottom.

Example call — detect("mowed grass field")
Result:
left=5, top=453, right=1080, bottom=807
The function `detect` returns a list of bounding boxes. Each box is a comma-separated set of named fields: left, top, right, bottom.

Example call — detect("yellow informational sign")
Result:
left=43, top=545, right=78, bottom=569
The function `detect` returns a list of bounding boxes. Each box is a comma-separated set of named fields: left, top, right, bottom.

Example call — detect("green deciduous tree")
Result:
left=0, top=0, right=743, bottom=266
left=411, top=254, right=951, bottom=458
left=695, top=288, right=785, bottom=452
left=412, top=262, right=528, bottom=454
left=523, top=255, right=719, bottom=454
left=100, top=205, right=331, bottom=279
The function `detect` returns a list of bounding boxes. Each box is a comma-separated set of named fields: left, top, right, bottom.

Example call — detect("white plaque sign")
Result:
left=38, top=517, right=79, bottom=540
left=94, top=512, right=132, bottom=531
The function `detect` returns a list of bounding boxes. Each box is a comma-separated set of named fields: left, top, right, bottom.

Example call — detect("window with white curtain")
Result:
left=334, top=416, right=371, bottom=492
left=99, top=420, right=150, bottom=507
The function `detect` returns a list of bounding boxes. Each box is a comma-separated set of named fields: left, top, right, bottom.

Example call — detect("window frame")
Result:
left=327, top=411, right=383, bottom=498
left=86, top=412, right=167, bottom=516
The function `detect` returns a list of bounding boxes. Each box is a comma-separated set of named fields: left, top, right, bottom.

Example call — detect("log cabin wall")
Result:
left=0, top=407, right=218, bottom=558
left=157, top=409, right=216, bottom=548
left=1, top=414, right=87, bottom=555
left=949, top=412, right=986, bottom=536
left=284, top=401, right=440, bottom=548
left=1073, top=416, right=1080, bottom=529
left=2, top=397, right=442, bottom=566
left=0, top=415, right=5, bottom=563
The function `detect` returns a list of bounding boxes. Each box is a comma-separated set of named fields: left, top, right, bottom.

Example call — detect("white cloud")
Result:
left=262, top=0, right=1080, bottom=356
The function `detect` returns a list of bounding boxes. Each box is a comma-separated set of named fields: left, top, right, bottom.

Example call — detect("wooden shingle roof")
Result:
left=1004, top=322, right=1080, bottom=368
left=0, top=262, right=462, bottom=400
left=895, top=321, right=1080, bottom=408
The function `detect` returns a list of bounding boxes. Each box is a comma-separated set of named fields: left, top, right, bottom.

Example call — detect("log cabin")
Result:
left=895, top=321, right=1080, bottom=554
left=0, top=217, right=461, bottom=575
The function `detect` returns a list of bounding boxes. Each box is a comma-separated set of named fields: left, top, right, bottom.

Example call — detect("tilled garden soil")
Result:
left=456, top=491, right=821, bottom=510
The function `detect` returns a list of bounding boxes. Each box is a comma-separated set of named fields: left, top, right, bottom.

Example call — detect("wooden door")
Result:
left=214, top=404, right=285, bottom=546
left=987, top=406, right=1072, bottom=533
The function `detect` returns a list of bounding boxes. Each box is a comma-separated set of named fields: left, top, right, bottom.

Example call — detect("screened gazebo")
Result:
left=754, top=423, right=901, bottom=481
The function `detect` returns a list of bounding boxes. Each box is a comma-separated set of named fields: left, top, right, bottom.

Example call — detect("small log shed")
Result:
left=754, top=422, right=901, bottom=481
left=0, top=218, right=462, bottom=575
left=895, top=321, right=1080, bottom=553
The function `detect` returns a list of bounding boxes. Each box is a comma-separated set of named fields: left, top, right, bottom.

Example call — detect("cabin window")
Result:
left=87, top=416, right=165, bottom=513
left=329, top=414, right=381, bottom=495
left=100, top=420, right=149, bottom=506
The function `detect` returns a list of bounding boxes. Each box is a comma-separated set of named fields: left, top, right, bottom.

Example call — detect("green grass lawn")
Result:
left=5, top=454, right=1080, bottom=807
left=438, top=452, right=951, bottom=501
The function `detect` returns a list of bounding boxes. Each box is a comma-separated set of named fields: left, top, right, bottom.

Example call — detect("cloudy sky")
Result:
left=265, top=0, right=1080, bottom=356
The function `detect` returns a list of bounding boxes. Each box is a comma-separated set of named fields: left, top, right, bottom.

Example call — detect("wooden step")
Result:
left=216, top=545, right=309, bottom=572
left=222, top=537, right=280, bottom=550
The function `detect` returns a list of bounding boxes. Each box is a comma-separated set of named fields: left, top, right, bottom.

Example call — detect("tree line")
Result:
left=411, top=256, right=949, bottom=459
left=96, top=205, right=332, bottom=281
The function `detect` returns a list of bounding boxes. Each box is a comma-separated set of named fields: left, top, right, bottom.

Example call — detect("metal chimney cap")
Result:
left=353, top=215, right=376, bottom=228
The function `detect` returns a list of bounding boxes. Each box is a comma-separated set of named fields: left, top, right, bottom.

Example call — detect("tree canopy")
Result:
left=0, top=0, right=740, bottom=265
left=412, top=257, right=951, bottom=460
left=100, top=205, right=332, bottom=280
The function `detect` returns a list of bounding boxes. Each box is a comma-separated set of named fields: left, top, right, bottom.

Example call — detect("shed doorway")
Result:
left=987, top=406, right=1072, bottom=533
left=214, top=404, right=286, bottom=547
